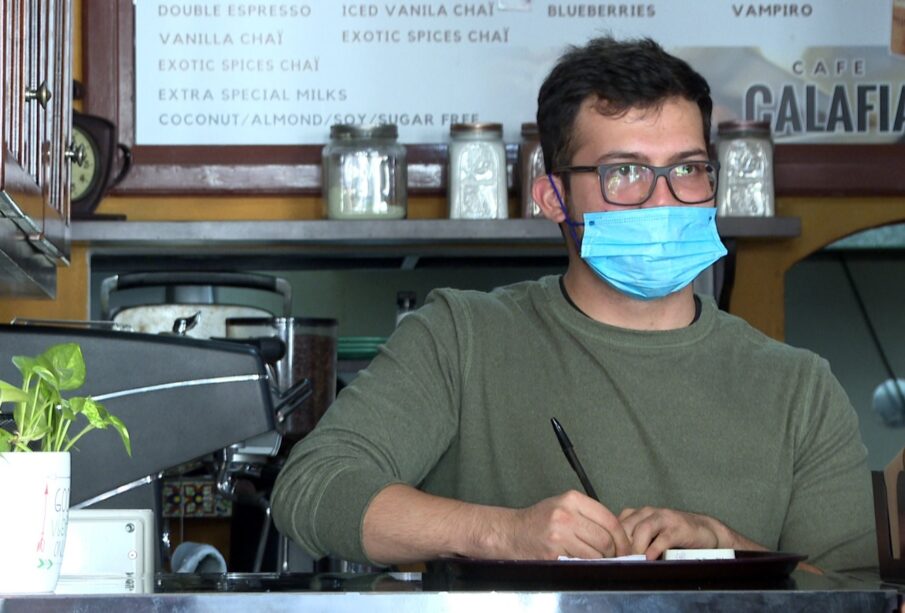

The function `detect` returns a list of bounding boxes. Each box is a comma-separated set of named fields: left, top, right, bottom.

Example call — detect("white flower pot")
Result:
left=0, top=452, right=70, bottom=593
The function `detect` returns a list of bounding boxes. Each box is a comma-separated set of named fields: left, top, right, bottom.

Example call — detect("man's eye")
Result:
left=616, top=164, right=643, bottom=179
left=674, top=164, right=696, bottom=177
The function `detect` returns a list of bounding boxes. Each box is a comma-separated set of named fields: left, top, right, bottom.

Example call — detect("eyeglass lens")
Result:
left=601, top=162, right=716, bottom=205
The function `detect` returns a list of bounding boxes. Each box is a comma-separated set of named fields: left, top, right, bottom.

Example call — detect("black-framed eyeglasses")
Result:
left=553, top=161, right=719, bottom=206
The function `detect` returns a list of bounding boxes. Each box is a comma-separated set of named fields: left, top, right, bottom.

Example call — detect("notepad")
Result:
left=558, top=549, right=735, bottom=562
left=663, top=548, right=735, bottom=560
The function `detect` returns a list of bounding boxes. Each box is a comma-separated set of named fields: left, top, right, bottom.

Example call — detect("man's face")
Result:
left=563, top=96, right=712, bottom=227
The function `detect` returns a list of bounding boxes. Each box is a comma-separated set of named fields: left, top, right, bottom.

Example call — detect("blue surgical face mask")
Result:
left=546, top=174, right=727, bottom=301
left=580, top=207, right=727, bottom=300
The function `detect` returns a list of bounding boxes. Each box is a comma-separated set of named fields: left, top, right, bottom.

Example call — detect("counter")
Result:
left=0, top=571, right=901, bottom=612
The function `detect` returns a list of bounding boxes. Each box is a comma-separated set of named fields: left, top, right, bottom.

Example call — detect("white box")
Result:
left=56, top=509, right=155, bottom=594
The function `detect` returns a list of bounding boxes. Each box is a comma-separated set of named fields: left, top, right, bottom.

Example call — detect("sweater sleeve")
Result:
left=779, top=356, right=878, bottom=572
left=271, top=291, right=468, bottom=563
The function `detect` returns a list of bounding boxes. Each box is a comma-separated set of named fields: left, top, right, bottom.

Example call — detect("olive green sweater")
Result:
left=272, top=275, right=877, bottom=570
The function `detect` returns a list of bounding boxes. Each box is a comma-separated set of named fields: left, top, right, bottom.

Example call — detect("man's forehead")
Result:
left=573, top=95, right=704, bottom=142
left=569, top=97, right=659, bottom=157
left=580, top=94, right=668, bottom=123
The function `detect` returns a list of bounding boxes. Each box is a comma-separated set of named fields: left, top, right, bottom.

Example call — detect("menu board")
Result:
left=135, top=0, right=904, bottom=145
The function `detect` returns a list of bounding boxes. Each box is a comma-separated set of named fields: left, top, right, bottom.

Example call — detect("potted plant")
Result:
left=0, top=342, right=130, bottom=594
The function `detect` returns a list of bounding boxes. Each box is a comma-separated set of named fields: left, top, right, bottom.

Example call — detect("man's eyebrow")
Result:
left=597, top=151, right=645, bottom=163
left=596, top=148, right=710, bottom=164
left=669, top=148, right=710, bottom=161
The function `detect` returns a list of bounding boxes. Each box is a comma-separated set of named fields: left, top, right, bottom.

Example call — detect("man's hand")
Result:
left=618, top=506, right=767, bottom=560
left=496, top=490, right=633, bottom=560
left=362, top=485, right=632, bottom=564
left=363, top=486, right=765, bottom=566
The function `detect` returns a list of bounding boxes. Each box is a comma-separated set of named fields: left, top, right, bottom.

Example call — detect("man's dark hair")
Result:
left=536, top=37, right=713, bottom=174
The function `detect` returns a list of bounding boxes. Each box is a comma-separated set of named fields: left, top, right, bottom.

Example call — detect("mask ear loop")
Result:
left=547, top=173, right=583, bottom=252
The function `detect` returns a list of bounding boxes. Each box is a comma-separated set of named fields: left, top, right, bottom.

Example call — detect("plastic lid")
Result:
left=717, top=120, right=771, bottom=137
left=450, top=123, right=503, bottom=135
left=329, top=124, right=398, bottom=140
left=521, top=123, right=539, bottom=137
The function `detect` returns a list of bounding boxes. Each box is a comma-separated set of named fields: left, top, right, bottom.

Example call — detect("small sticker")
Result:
left=497, top=0, right=531, bottom=11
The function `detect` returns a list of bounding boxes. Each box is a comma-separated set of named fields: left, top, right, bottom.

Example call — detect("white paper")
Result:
left=558, top=549, right=735, bottom=563
left=558, top=554, right=646, bottom=563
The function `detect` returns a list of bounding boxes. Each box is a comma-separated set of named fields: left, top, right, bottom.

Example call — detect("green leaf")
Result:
left=40, top=343, right=86, bottom=391
left=0, top=381, right=27, bottom=404
left=13, top=400, right=26, bottom=434
left=39, top=385, right=61, bottom=410
left=108, top=414, right=132, bottom=457
left=29, top=411, right=50, bottom=437
left=11, top=355, right=37, bottom=379
left=31, top=364, right=59, bottom=390
left=4, top=343, right=128, bottom=456
left=0, top=429, right=12, bottom=452
left=58, top=398, right=77, bottom=421
left=74, top=397, right=108, bottom=429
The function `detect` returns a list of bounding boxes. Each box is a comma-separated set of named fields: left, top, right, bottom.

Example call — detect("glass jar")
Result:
left=448, top=123, right=508, bottom=219
left=518, top=123, right=546, bottom=218
left=716, top=120, right=774, bottom=217
left=322, top=124, right=407, bottom=220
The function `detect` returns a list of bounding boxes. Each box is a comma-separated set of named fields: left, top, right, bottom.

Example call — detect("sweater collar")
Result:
left=542, top=275, right=716, bottom=348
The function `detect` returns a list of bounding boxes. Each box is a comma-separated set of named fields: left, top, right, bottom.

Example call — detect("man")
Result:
left=272, top=37, right=876, bottom=571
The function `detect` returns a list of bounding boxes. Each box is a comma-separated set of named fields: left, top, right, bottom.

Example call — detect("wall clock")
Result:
left=70, top=111, right=131, bottom=218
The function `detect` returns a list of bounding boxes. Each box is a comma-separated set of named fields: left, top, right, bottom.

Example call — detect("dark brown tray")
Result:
left=425, top=550, right=807, bottom=591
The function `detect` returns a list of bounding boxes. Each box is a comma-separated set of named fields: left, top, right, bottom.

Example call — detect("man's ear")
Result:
left=532, top=174, right=568, bottom=223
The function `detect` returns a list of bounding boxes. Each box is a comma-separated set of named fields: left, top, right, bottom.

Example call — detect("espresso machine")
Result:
left=0, top=318, right=310, bottom=576
left=92, top=271, right=330, bottom=572
left=0, top=323, right=283, bottom=504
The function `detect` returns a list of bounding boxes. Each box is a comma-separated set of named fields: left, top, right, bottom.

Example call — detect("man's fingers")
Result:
left=619, top=507, right=660, bottom=553
left=607, top=517, right=633, bottom=557
left=562, top=532, right=613, bottom=560
left=644, top=531, right=673, bottom=561
left=571, top=521, right=617, bottom=558
left=576, top=500, right=632, bottom=557
left=550, top=491, right=631, bottom=558
left=617, top=507, right=636, bottom=522
left=619, top=506, right=657, bottom=536
left=622, top=508, right=661, bottom=554
left=619, top=507, right=725, bottom=558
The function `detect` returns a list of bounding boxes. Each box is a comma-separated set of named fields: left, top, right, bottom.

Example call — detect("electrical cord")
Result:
left=839, top=255, right=905, bottom=425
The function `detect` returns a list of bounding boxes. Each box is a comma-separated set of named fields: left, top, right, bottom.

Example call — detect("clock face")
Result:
left=70, top=126, right=101, bottom=202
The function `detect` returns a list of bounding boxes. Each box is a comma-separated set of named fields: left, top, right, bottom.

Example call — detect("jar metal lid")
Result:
left=450, top=122, right=503, bottom=135
left=520, top=123, right=540, bottom=139
left=717, top=120, right=771, bottom=137
left=329, top=124, right=398, bottom=140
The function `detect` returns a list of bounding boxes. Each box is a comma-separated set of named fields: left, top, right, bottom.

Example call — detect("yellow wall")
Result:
left=733, top=197, right=905, bottom=340
left=0, top=245, right=90, bottom=321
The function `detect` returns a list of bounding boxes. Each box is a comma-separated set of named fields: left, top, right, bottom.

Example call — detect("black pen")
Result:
left=550, top=417, right=600, bottom=502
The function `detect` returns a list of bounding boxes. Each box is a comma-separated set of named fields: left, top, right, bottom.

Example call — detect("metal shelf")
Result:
left=74, top=217, right=800, bottom=261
